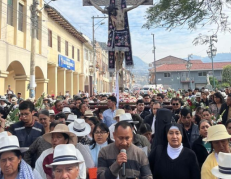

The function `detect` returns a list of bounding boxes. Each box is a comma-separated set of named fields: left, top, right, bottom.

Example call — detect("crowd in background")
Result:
left=0, top=86, right=231, bottom=179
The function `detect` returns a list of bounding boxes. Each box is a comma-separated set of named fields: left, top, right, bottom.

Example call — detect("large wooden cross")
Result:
left=84, top=0, right=152, bottom=91
left=83, top=0, right=153, bottom=6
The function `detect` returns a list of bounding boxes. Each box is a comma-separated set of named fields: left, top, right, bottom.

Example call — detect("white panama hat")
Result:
left=0, top=132, right=28, bottom=153
left=119, top=113, right=139, bottom=124
left=211, top=152, right=231, bottom=179
left=68, top=119, right=91, bottom=137
left=66, top=113, right=77, bottom=123
left=62, top=107, right=71, bottom=114
left=46, top=144, right=83, bottom=167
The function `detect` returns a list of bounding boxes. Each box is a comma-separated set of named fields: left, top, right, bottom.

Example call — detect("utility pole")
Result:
left=151, top=34, right=156, bottom=86
left=92, top=16, right=107, bottom=94
left=207, top=35, right=217, bottom=90
left=30, top=0, right=38, bottom=98
left=186, top=54, right=192, bottom=89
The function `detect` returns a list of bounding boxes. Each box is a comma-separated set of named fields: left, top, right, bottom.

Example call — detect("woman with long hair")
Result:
left=89, top=123, right=113, bottom=167
left=209, top=92, right=225, bottom=119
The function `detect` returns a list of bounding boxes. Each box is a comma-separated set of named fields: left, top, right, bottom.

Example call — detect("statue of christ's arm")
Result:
left=125, top=0, right=146, bottom=12
left=89, top=0, right=108, bottom=14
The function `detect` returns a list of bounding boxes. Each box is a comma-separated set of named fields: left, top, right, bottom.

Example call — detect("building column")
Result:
left=0, top=71, right=9, bottom=95
left=73, top=72, right=79, bottom=94
left=47, top=65, right=57, bottom=96
left=35, top=79, right=49, bottom=99
left=14, top=75, right=30, bottom=99
left=66, top=70, right=73, bottom=97
left=57, top=68, right=66, bottom=96
left=79, top=73, right=85, bottom=91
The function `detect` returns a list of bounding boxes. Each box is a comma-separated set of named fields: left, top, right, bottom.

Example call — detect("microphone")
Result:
left=120, top=149, right=126, bottom=177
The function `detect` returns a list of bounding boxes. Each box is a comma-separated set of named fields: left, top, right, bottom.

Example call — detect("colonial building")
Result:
left=0, top=0, right=111, bottom=98
left=149, top=56, right=231, bottom=90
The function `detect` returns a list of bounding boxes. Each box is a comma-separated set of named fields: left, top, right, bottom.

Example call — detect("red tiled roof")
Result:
left=191, top=60, right=203, bottom=63
left=156, top=62, right=231, bottom=72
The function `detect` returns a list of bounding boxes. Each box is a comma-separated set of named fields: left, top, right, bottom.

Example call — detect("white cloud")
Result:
left=49, top=0, right=231, bottom=64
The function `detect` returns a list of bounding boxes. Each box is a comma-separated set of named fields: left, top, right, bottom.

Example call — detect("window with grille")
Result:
left=7, top=0, right=13, bottom=26
left=57, top=36, right=61, bottom=52
left=65, top=41, right=68, bottom=56
left=77, top=49, right=80, bottom=61
left=72, top=46, right=74, bottom=59
left=198, top=71, right=207, bottom=76
left=48, top=29, right=52, bottom=47
left=18, top=3, right=23, bottom=31
left=164, top=73, right=171, bottom=77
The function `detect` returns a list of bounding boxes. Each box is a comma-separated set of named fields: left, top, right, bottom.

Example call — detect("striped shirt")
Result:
left=97, top=143, right=153, bottom=179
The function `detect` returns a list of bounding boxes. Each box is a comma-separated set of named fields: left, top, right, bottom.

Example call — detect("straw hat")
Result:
left=11, top=97, right=18, bottom=103
left=195, top=92, right=201, bottom=98
left=203, top=125, right=231, bottom=142
left=43, top=124, right=77, bottom=145
left=119, top=113, right=139, bottom=124
left=211, top=152, right=231, bottom=179
left=68, top=119, right=91, bottom=137
left=0, top=132, right=28, bottom=153
left=221, top=92, right=228, bottom=100
left=66, top=114, right=78, bottom=123
left=84, top=110, right=94, bottom=117
left=46, top=144, right=83, bottom=168
left=0, top=96, right=8, bottom=103
left=62, top=107, right=71, bottom=114
left=49, top=110, right=55, bottom=116
left=113, top=109, right=125, bottom=119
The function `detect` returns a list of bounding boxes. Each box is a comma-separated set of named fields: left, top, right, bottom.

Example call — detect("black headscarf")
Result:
left=165, top=123, right=184, bottom=137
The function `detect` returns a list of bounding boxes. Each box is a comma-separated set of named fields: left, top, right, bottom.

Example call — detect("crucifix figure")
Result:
left=86, top=0, right=149, bottom=91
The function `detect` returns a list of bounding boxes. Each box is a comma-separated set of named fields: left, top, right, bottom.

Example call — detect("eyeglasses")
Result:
left=20, top=113, right=30, bottom=116
left=94, top=131, right=107, bottom=135
left=144, top=98, right=150, bottom=100
left=172, top=103, right=179, bottom=106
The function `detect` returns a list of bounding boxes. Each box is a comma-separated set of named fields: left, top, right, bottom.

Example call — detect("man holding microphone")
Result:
left=97, top=120, right=153, bottom=179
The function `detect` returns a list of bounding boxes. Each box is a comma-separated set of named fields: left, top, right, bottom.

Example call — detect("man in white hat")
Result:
left=109, top=109, right=125, bottom=141
left=62, top=107, right=72, bottom=118
left=201, top=124, right=231, bottom=179
left=46, top=144, right=83, bottom=179
left=68, top=119, right=95, bottom=169
left=35, top=124, right=86, bottom=179
left=211, top=152, right=231, bottom=179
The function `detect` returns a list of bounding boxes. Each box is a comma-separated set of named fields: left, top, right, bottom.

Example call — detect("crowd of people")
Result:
left=0, top=86, right=231, bottom=179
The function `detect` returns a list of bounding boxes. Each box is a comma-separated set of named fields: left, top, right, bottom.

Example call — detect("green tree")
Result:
left=222, top=65, right=231, bottom=85
left=143, top=0, right=230, bottom=33
left=209, top=77, right=218, bottom=86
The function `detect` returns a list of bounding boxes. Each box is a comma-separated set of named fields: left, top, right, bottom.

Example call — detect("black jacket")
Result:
left=144, top=113, right=154, bottom=127
left=220, top=103, right=230, bottom=124
left=140, top=110, right=150, bottom=120
left=191, top=136, right=209, bottom=169
left=172, top=108, right=181, bottom=123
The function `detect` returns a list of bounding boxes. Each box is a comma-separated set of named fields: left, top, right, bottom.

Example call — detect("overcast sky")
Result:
left=48, top=0, right=231, bottom=64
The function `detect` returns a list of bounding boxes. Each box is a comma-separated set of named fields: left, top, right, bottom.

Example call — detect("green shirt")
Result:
left=203, top=141, right=212, bottom=153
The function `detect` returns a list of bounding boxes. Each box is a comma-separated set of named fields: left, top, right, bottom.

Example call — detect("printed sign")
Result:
left=58, top=55, right=75, bottom=71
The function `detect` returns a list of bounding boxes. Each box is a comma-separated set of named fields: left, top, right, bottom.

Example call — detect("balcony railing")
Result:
left=181, top=76, right=194, bottom=83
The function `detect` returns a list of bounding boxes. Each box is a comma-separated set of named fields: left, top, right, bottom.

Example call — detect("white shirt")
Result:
left=109, top=123, right=116, bottom=141
left=151, top=115, right=156, bottom=134
left=35, top=147, right=86, bottom=179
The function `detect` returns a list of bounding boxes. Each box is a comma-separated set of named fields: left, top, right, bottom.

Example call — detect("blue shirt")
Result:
left=89, top=141, right=108, bottom=167
left=103, top=109, right=116, bottom=127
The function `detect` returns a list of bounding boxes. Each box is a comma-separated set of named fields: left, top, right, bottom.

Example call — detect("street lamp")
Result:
left=151, top=34, right=156, bottom=86
left=92, top=16, right=107, bottom=94
left=207, top=34, right=218, bottom=89
left=185, top=54, right=192, bottom=89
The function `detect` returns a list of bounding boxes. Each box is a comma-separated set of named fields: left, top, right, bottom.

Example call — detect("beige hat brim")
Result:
left=211, top=166, right=231, bottom=179
left=43, top=131, right=77, bottom=145
left=203, top=133, right=231, bottom=142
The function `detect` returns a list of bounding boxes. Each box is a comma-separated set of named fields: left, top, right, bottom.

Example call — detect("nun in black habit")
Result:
left=148, top=123, right=200, bottom=179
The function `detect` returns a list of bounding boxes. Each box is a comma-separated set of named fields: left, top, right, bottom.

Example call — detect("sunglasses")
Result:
left=172, top=103, right=179, bottom=106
